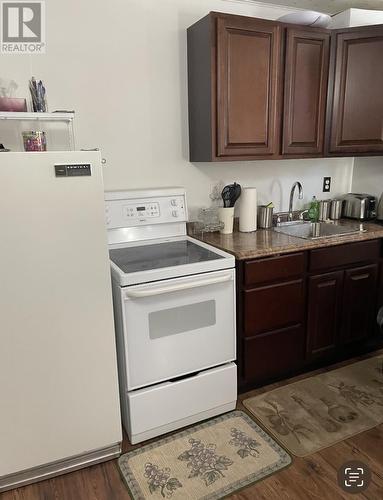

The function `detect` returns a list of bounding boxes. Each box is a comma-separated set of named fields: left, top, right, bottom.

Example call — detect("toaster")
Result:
left=341, top=193, right=376, bottom=220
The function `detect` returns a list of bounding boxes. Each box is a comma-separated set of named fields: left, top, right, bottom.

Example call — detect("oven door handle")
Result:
left=124, top=273, right=233, bottom=299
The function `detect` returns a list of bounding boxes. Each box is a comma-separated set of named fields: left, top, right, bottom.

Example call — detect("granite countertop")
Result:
left=190, top=221, right=383, bottom=260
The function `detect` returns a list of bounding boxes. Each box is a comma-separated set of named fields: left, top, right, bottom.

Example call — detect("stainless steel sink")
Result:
left=273, top=221, right=366, bottom=240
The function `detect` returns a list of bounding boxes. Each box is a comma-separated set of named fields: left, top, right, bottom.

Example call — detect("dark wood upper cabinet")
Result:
left=216, top=16, right=281, bottom=158
left=187, top=13, right=281, bottom=161
left=327, top=26, right=383, bottom=155
left=282, top=28, right=330, bottom=156
left=188, top=13, right=383, bottom=161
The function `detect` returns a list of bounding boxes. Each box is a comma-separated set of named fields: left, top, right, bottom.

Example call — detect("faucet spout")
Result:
left=288, top=181, right=303, bottom=221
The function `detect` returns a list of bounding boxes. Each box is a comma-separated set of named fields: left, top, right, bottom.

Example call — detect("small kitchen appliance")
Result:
left=376, top=192, right=383, bottom=221
left=341, top=193, right=376, bottom=220
left=105, top=188, right=237, bottom=444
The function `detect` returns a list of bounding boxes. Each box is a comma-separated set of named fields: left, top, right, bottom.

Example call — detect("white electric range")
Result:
left=105, top=188, right=237, bottom=444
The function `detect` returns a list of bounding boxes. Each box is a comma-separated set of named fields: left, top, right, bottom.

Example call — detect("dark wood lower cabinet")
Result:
left=378, top=262, right=383, bottom=310
left=307, top=271, right=343, bottom=360
left=377, top=262, right=383, bottom=335
left=238, top=240, right=382, bottom=391
left=244, top=325, right=305, bottom=382
left=341, top=264, right=378, bottom=344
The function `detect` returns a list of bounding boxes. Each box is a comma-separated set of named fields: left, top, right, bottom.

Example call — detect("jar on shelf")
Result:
left=22, top=131, right=47, bottom=152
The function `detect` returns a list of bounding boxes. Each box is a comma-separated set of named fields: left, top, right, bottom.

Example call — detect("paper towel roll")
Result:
left=239, top=187, right=257, bottom=232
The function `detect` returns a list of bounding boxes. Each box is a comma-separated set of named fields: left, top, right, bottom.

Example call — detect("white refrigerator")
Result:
left=0, top=152, right=122, bottom=492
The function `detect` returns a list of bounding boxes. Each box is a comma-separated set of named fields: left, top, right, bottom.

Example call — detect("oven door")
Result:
left=120, top=268, right=236, bottom=390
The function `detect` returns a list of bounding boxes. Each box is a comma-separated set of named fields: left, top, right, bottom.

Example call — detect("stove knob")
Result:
left=172, top=210, right=178, bottom=217
left=171, top=199, right=178, bottom=206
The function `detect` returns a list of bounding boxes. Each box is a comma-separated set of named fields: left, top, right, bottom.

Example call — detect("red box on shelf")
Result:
left=0, top=97, right=27, bottom=112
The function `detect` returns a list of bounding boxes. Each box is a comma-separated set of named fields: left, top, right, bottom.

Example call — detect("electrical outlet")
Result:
left=323, top=176, right=331, bottom=193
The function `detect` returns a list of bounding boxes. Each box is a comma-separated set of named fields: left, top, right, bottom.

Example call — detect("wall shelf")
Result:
left=0, top=111, right=75, bottom=121
left=0, top=111, right=76, bottom=151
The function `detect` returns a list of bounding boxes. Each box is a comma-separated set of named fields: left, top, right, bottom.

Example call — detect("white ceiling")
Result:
left=252, top=0, right=383, bottom=14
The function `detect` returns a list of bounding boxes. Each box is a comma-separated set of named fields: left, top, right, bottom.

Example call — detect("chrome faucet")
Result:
left=288, top=181, right=303, bottom=221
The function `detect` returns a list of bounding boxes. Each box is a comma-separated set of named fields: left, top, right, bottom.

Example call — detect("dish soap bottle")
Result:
left=308, top=196, right=319, bottom=222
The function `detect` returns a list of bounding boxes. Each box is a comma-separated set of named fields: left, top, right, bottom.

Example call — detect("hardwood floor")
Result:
left=2, top=350, right=383, bottom=500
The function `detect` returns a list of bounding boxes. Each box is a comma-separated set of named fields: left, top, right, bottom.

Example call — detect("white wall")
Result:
left=1, top=0, right=353, bottom=216
left=352, top=157, right=383, bottom=198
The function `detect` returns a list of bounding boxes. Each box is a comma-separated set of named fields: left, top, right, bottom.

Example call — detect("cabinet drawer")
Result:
left=244, top=279, right=304, bottom=335
left=244, top=325, right=305, bottom=382
left=244, top=252, right=305, bottom=286
left=127, top=363, right=237, bottom=443
left=309, top=240, right=380, bottom=272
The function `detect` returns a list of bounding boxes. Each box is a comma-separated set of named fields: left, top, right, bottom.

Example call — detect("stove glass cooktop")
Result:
left=109, top=240, right=224, bottom=274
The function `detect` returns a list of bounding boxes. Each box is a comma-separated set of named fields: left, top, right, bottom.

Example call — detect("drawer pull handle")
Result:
left=351, top=273, right=370, bottom=281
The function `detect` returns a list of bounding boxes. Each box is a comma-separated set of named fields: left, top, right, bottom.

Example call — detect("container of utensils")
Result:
left=219, top=182, right=241, bottom=234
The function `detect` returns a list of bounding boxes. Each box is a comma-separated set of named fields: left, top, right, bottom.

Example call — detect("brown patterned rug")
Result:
left=244, top=355, right=383, bottom=457
left=118, top=410, right=291, bottom=499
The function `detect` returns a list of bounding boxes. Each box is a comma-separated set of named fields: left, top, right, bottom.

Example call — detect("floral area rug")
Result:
left=244, top=355, right=383, bottom=457
left=118, top=410, right=291, bottom=499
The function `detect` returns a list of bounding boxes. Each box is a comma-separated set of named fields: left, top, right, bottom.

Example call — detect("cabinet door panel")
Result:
left=217, top=17, right=281, bottom=157
left=283, top=29, right=330, bottom=155
left=341, top=264, right=378, bottom=344
left=329, top=28, right=383, bottom=154
left=378, top=262, right=383, bottom=309
left=307, top=271, right=343, bottom=360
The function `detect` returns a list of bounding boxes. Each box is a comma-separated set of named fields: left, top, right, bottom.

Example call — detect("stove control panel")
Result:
left=124, top=202, right=160, bottom=219
left=105, top=192, right=187, bottom=229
